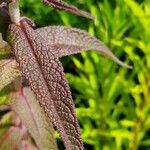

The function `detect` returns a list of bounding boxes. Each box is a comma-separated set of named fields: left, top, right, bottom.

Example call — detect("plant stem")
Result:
left=8, top=0, right=20, bottom=25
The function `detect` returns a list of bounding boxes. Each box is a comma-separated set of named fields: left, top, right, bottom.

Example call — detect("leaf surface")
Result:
left=0, top=33, right=11, bottom=54
left=43, top=0, right=94, bottom=20
left=9, top=87, right=57, bottom=150
left=8, top=20, right=83, bottom=150
left=0, top=59, right=21, bottom=92
left=0, top=112, right=25, bottom=150
left=35, top=26, right=132, bottom=68
left=0, top=126, right=24, bottom=150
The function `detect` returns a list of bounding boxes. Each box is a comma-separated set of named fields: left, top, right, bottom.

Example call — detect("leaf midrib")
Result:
left=19, top=21, right=73, bottom=150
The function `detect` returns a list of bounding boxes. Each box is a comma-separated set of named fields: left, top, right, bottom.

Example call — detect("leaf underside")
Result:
left=9, top=87, right=57, bottom=150
left=0, top=112, right=25, bottom=150
left=35, top=26, right=132, bottom=68
left=8, top=20, right=83, bottom=150
left=0, top=111, right=39, bottom=150
left=0, top=125, right=24, bottom=150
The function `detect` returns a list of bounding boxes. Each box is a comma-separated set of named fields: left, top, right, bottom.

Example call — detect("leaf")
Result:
left=8, top=20, right=83, bottom=150
left=0, top=33, right=11, bottom=54
left=35, top=26, right=132, bottom=69
left=0, top=111, right=38, bottom=150
left=0, top=126, right=24, bottom=150
left=43, top=0, right=94, bottom=20
left=8, top=87, right=57, bottom=150
left=17, top=138, right=39, bottom=150
left=0, top=59, right=21, bottom=92
left=0, top=33, right=7, bottom=49
left=0, top=113, right=25, bottom=150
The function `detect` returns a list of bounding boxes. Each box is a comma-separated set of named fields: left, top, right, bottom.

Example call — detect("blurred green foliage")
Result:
left=1, top=0, right=150, bottom=149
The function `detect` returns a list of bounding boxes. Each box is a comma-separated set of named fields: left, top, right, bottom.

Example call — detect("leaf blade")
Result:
left=0, top=112, right=25, bottom=150
left=9, top=87, right=58, bottom=150
left=43, top=0, right=94, bottom=20
left=35, top=26, right=132, bottom=69
left=8, top=20, right=83, bottom=150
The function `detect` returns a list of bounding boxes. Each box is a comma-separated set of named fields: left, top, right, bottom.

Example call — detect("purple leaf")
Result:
left=9, top=87, right=57, bottom=150
left=43, top=0, right=94, bottom=20
left=8, top=20, right=84, bottom=150
left=0, top=113, right=26, bottom=150
left=0, top=126, right=24, bottom=150
left=17, top=138, right=39, bottom=150
left=35, top=26, right=132, bottom=68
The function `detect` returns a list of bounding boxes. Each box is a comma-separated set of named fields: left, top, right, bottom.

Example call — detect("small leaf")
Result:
left=9, top=87, right=58, bottom=150
left=43, top=0, right=94, bottom=20
left=35, top=26, right=132, bottom=69
left=0, top=113, right=25, bottom=150
left=0, top=59, right=21, bottom=92
left=0, top=33, right=11, bottom=54
left=0, top=126, right=24, bottom=150
left=0, top=33, right=7, bottom=49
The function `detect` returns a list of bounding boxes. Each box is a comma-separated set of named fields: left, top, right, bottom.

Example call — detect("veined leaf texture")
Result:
left=7, top=16, right=132, bottom=149
left=0, top=118, right=26, bottom=150
left=8, top=20, right=83, bottom=150
left=0, top=0, right=132, bottom=149
left=43, top=0, right=94, bottom=20
left=9, top=87, right=57, bottom=150
left=35, top=26, right=132, bottom=68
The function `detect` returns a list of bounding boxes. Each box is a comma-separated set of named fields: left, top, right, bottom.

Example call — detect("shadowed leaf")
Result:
left=0, top=59, right=21, bottom=92
left=0, top=126, right=24, bottom=150
left=0, top=33, right=7, bottom=49
left=8, top=20, right=82, bottom=150
left=35, top=26, right=132, bottom=68
left=8, top=87, right=57, bottom=150
left=0, top=113, right=26, bottom=150
left=17, top=138, right=39, bottom=150
left=43, top=0, right=94, bottom=20
left=0, top=33, right=11, bottom=54
left=0, top=111, right=38, bottom=150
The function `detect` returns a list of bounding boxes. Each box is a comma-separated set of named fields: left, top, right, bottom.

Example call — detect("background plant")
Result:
left=0, top=0, right=150, bottom=150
